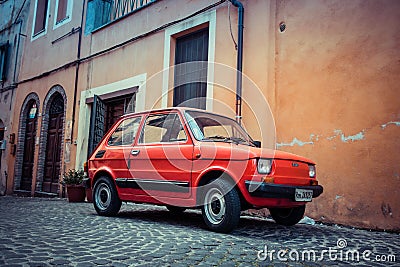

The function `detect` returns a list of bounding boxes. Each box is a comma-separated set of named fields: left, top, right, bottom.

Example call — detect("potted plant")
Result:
left=62, top=169, right=85, bottom=202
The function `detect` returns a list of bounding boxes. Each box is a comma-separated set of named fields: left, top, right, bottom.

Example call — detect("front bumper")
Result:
left=245, top=181, right=323, bottom=200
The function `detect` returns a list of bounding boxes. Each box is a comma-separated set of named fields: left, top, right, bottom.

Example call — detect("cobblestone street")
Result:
left=0, top=196, right=398, bottom=267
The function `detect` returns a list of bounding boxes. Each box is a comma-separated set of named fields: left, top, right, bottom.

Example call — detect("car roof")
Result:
left=120, top=107, right=234, bottom=120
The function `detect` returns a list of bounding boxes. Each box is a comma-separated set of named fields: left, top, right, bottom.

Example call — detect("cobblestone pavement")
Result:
left=0, top=196, right=398, bottom=267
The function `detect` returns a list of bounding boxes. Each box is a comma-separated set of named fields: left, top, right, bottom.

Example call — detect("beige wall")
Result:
left=0, top=0, right=31, bottom=195
left=7, top=68, right=77, bottom=194
left=19, top=0, right=82, bottom=80
left=7, top=0, right=400, bottom=230
left=8, top=0, right=83, bottom=194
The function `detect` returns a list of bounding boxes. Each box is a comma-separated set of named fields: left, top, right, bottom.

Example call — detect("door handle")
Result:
left=131, top=149, right=140, bottom=156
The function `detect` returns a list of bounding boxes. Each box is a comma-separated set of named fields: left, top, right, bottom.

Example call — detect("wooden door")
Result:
left=43, top=95, right=64, bottom=193
left=21, top=102, right=38, bottom=191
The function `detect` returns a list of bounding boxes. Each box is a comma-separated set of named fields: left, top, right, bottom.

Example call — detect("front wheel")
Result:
left=269, top=205, right=305, bottom=226
left=201, top=179, right=241, bottom=233
left=93, top=176, right=122, bottom=216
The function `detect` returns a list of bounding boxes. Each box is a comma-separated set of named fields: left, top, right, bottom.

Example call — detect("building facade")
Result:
left=0, top=0, right=31, bottom=195
left=3, top=0, right=400, bottom=230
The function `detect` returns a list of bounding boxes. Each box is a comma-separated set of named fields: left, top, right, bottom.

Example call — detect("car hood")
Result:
left=198, top=142, right=315, bottom=164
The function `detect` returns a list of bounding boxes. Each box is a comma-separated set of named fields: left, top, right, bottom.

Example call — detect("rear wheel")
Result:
left=93, top=176, right=122, bottom=216
left=201, top=179, right=241, bottom=233
left=269, top=205, right=305, bottom=226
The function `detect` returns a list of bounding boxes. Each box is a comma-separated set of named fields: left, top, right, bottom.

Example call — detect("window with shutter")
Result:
left=174, top=28, right=209, bottom=110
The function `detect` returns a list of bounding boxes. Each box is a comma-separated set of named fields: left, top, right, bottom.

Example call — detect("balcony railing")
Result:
left=86, top=0, right=157, bottom=33
left=110, top=0, right=156, bottom=21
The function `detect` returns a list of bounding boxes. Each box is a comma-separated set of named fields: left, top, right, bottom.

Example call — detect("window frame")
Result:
left=173, top=27, right=209, bottom=110
left=107, top=115, right=142, bottom=147
left=53, top=0, right=73, bottom=29
left=184, top=110, right=254, bottom=145
left=31, top=0, right=50, bottom=40
left=0, top=42, right=9, bottom=81
left=138, top=112, right=188, bottom=145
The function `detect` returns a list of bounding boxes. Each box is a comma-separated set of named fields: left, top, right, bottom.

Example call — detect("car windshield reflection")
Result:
left=184, top=110, right=255, bottom=146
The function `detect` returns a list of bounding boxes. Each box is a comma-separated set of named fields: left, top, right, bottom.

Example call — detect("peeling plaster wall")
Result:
left=273, top=0, right=400, bottom=230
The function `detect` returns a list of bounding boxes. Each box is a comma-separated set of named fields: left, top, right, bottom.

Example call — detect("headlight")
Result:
left=258, top=158, right=272, bottom=174
left=309, top=165, right=316, bottom=178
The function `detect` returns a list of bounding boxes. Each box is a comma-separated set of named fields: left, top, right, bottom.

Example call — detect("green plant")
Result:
left=62, top=169, right=85, bottom=185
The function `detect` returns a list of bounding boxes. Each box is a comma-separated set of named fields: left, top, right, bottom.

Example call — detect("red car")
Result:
left=86, top=108, right=323, bottom=233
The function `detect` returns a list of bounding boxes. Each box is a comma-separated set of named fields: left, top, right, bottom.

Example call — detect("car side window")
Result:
left=108, top=116, right=141, bottom=146
left=140, top=113, right=187, bottom=144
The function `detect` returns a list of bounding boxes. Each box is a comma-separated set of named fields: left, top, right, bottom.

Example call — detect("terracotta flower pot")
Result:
left=66, top=185, right=86, bottom=202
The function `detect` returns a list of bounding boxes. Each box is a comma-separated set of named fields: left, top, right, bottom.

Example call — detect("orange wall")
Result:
left=213, top=0, right=399, bottom=231
left=7, top=68, right=77, bottom=194
left=271, top=0, right=400, bottom=230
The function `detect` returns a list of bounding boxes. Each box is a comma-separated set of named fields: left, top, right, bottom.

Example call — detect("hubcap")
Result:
left=204, top=188, right=226, bottom=225
left=95, top=183, right=111, bottom=211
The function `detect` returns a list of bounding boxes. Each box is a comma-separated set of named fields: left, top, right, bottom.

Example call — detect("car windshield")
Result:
left=184, top=110, right=255, bottom=146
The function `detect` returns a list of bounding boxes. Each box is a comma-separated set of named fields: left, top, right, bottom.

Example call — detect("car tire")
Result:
left=93, top=176, right=122, bottom=216
left=201, top=179, right=241, bottom=233
left=166, top=205, right=186, bottom=214
left=269, top=205, right=306, bottom=226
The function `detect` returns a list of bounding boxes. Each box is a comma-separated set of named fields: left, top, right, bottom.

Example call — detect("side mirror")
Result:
left=253, top=140, right=261, bottom=148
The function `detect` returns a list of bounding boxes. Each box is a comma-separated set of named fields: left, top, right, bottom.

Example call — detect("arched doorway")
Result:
left=42, top=93, right=64, bottom=193
left=20, top=101, right=38, bottom=191
left=0, top=119, right=5, bottom=195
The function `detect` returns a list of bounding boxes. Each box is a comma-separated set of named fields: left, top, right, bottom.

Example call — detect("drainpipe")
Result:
left=70, top=0, right=86, bottom=158
left=229, top=0, right=244, bottom=124
left=13, top=20, right=23, bottom=84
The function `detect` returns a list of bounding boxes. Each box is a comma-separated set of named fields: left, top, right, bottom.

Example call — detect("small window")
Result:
left=55, top=0, right=72, bottom=27
left=33, top=0, right=49, bottom=36
left=0, top=42, right=8, bottom=81
left=56, top=0, right=68, bottom=23
left=108, top=116, right=141, bottom=146
left=140, top=113, right=187, bottom=144
left=29, top=103, right=38, bottom=119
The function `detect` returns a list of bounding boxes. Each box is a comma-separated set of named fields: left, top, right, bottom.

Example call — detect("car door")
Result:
left=129, top=111, right=194, bottom=200
left=103, top=115, right=141, bottom=194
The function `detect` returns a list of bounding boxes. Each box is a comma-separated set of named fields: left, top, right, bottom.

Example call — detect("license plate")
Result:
left=295, top=189, right=313, bottom=201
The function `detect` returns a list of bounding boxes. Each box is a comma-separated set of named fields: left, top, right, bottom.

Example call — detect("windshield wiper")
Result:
left=227, top=136, right=253, bottom=145
left=203, top=135, right=231, bottom=142
left=204, top=136, right=249, bottom=145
